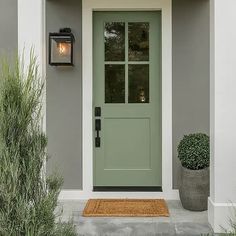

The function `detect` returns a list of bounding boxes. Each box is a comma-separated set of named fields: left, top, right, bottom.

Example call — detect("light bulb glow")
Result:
left=58, top=43, right=69, bottom=55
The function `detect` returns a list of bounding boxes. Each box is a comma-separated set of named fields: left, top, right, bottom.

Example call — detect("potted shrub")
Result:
left=178, top=133, right=210, bottom=211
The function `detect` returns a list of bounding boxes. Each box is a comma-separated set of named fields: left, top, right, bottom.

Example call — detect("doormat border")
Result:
left=83, top=199, right=170, bottom=217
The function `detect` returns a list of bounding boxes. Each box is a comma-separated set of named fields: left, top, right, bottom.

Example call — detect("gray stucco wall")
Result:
left=172, top=0, right=210, bottom=188
left=0, top=0, right=18, bottom=56
left=46, top=0, right=82, bottom=189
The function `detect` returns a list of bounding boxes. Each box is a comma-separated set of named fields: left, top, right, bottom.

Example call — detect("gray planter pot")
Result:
left=179, top=166, right=209, bottom=211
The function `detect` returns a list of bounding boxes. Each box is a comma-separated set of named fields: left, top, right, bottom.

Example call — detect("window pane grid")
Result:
left=104, top=21, right=150, bottom=104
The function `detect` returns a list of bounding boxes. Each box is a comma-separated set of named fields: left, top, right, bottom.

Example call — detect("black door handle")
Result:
left=95, top=119, right=101, bottom=148
left=95, top=119, right=101, bottom=131
left=95, top=135, right=100, bottom=148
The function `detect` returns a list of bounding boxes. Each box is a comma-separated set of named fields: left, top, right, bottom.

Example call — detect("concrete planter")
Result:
left=179, top=166, right=209, bottom=211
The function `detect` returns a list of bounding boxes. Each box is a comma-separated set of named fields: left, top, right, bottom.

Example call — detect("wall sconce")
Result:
left=49, top=28, right=75, bottom=66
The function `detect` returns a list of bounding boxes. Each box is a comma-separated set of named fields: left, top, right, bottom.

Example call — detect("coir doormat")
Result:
left=83, top=199, right=169, bottom=217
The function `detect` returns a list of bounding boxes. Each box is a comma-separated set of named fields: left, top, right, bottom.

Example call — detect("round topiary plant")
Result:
left=178, top=133, right=210, bottom=170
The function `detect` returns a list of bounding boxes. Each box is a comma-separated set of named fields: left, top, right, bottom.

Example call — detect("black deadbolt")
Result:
left=95, top=107, right=101, bottom=117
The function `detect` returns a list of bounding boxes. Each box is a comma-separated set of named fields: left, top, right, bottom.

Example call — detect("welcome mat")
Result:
left=83, top=199, right=169, bottom=217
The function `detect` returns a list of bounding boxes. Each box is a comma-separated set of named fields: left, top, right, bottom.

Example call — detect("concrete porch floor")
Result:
left=58, top=200, right=213, bottom=236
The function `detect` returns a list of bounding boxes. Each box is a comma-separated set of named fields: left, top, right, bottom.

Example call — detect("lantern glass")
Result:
left=49, top=35, right=73, bottom=66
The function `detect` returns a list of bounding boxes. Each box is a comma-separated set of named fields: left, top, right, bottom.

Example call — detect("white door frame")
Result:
left=18, top=0, right=178, bottom=200
left=59, top=0, right=178, bottom=200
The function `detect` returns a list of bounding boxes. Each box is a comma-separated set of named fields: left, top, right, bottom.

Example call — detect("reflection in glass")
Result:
left=105, top=65, right=125, bottom=103
left=128, top=65, right=149, bottom=103
left=105, top=22, right=125, bottom=61
left=128, top=23, right=149, bottom=61
left=51, top=36, right=72, bottom=64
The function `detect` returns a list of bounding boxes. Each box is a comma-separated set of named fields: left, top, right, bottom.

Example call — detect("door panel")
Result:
left=104, top=118, right=151, bottom=170
left=93, top=11, right=162, bottom=187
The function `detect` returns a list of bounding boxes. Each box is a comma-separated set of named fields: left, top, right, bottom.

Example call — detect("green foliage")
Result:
left=177, top=133, right=210, bottom=170
left=0, top=54, right=77, bottom=236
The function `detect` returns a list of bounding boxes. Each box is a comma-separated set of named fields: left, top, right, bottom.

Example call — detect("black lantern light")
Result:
left=49, top=28, right=75, bottom=66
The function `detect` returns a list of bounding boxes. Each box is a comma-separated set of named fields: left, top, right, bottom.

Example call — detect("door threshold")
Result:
left=93, top=186, right=163, bottom=192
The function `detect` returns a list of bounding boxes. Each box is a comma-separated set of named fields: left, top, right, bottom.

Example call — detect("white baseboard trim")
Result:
left=208, top=197, right=236, bottom=233
left=59, top=189, right=180, bottom=201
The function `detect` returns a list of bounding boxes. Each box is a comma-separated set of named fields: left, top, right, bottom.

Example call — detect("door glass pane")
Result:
left=128, top=65, right=149, bottom=103
left=128, top=23, right=149, bottom=61
left=105, top=22, right=125, bottom=61
left=105, top=65, right=125, bottom=103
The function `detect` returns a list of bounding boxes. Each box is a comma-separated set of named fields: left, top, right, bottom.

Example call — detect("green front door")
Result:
left=93, top=11, right=162, bottom=189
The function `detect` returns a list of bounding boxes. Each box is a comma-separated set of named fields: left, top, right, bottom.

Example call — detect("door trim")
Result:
left=60, top=0, right=177, bottom=200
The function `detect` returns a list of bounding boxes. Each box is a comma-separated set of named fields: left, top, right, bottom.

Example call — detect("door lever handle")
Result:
left=95, top=119, right=101, bottom=147
left=95, top=119, right=101, bottom=131
left=95, top=136, right=100, bottom=148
